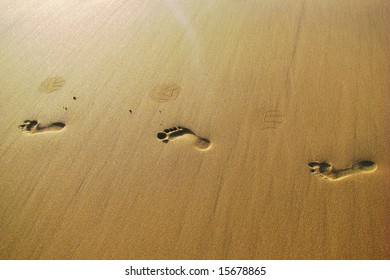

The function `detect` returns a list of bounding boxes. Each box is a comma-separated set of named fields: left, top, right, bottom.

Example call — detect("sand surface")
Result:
left=0, top=0, right=389, bottom=259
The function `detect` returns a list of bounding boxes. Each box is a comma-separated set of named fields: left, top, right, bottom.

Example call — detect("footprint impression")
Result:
left=157, top=126, right=211, bottom=150
left=308, top=160, right=377, bottom=181
left=19, top=120, right=65, bottom=134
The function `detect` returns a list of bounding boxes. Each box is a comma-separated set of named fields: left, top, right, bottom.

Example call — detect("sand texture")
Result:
left=0, top=0, right=389, bottom=259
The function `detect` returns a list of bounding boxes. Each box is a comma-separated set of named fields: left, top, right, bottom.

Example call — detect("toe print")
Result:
left=19, top=120, right=40, bottom=133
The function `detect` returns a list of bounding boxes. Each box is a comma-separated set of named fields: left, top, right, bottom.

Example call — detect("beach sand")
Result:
left=0, top=0, right=389, bottom=259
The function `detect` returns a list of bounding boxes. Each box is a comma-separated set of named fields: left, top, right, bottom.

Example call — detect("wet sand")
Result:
left=0, top=0, right=389, bottom=259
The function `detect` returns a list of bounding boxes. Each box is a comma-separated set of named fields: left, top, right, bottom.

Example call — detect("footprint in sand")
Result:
left=308, top=160, right=377, bottom=181
left=157, top=126, right=211, bottom=150
left=19, top=120, right=65, bottom=134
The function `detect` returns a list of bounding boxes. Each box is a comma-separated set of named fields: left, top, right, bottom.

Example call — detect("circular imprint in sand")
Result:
left=39, top=76, right=65, bottom=93
left=149, top=83, right=180, bottom=103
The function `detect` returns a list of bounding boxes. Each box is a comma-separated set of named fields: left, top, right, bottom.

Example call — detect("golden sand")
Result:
left=0, top=0, right=389, bottom=259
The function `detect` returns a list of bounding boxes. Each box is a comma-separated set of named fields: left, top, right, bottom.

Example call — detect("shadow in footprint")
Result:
left=308, top=160, right=377, bottom=181
left=157, top=126, right=211, bottom=150
left=19, top=120, right=65, bottom=134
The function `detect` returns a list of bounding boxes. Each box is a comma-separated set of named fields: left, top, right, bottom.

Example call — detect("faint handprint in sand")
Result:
left=308, top=160, right=377, bottom=181
left=157, top=126, right=211, bottom=150
left=249, top=107, right=285, bottom=130
left=39, top=77, right=65, bottom=93
left=149, top=83, right=180, bottom=103
left=261, top=110, right=284, bottom=129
